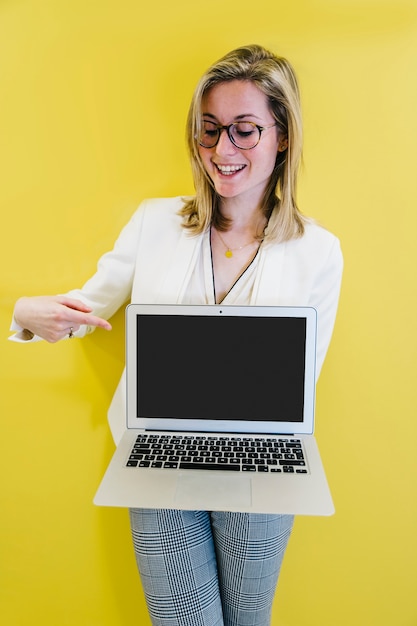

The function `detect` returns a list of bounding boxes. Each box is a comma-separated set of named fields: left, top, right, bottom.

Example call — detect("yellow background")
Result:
left=1, top=1, right=416, bottom=625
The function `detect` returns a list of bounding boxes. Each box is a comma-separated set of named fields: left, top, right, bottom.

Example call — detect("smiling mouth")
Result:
left=216, top=164, right=246, bottom=175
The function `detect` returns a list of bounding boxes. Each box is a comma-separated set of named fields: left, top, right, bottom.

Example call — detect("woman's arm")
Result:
left=10, top=202, right=147, bottom=343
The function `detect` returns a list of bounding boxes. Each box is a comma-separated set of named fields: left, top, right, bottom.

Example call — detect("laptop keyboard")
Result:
left=126, top=434, right=308, bottom=474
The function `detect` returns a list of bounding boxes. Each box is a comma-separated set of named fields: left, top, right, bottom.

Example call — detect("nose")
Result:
left=215, top=128, right=238, bottom=155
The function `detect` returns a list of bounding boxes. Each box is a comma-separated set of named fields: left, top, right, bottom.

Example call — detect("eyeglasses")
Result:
left=197, top=120, right=277, bottom=150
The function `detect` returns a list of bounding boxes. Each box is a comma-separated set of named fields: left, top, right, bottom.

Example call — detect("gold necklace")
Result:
left=214, top=229, right=258, bottom=258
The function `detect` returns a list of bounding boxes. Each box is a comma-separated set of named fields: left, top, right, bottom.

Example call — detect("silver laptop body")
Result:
left=94, top=304, right=334, bottom=516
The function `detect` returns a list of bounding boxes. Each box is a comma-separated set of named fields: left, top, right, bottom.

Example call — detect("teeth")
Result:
left=216, top=164, right=245, bottom=175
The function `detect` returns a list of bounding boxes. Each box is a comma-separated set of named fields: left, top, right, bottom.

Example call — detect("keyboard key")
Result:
left=179, top=462, right=239, bottom=471
left=278, top=459, right=305, bottom=466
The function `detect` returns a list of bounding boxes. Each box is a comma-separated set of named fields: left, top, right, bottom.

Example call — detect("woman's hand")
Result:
left=13, top=295, right=112, bottom=343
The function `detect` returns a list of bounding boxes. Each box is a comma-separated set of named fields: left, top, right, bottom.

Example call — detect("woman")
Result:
left=11, top=44, right=343, bottom=626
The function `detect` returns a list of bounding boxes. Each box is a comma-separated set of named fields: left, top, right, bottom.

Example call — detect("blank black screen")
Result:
left=135, top=314, right=306, bottom=422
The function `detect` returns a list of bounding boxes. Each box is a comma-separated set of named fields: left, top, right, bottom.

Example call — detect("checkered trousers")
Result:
left=129, top=509, right=294, bottom=626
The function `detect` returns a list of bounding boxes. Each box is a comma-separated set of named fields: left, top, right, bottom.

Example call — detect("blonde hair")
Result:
left=179, top=43, right=306, bottom=243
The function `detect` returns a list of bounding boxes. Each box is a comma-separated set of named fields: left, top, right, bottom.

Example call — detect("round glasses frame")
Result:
left=197, top=121, right=277, bottom=150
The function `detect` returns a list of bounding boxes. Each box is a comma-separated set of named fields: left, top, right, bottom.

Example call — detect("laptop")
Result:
left=94, top=304, right=335, bottom=516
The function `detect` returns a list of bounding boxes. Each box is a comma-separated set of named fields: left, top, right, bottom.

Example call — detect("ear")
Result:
left=278, top=136, right=288, bottom=152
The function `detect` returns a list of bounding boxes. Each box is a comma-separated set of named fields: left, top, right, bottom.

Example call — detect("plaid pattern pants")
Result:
left=129, top=509, right=294, bottom=626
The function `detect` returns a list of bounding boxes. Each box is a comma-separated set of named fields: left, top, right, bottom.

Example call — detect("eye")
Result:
left=202, top=121, right=219, bottom=137
left=234, top=122, right=257, bottom=137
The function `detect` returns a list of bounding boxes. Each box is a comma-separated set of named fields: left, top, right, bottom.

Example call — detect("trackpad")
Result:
left=175, top=473, right=252, bottom=510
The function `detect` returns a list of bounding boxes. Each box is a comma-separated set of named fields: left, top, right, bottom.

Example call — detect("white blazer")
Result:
left=12, top=196, right=343, bottom=444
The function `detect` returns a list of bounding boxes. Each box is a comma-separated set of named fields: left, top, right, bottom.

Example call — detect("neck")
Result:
left=219, top=212, right=267, bottom=240
left=219, top=204, right=266, bottom=233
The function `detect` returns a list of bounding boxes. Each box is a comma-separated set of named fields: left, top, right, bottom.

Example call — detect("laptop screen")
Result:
left=126, top=305, right=317, bottom=434
left=136, top=314, right=305, bottom=422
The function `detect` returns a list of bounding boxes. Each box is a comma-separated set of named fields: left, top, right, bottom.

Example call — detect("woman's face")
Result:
left=198, top=80, right=287, bottom=208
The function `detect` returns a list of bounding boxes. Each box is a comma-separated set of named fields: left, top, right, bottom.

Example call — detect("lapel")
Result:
left=155, top=230, right=205, bottom=303
left=250, top=241, right=286, bottom=305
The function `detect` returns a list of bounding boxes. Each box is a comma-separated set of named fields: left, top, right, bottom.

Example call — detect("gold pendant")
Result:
left=225, top=249, right=233, bottom=258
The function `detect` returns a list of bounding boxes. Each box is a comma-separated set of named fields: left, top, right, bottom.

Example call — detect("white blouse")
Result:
left=181, top=229, right=261, bottom=306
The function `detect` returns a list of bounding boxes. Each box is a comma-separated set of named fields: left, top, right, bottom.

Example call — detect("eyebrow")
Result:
left=201, top=112, right=264, bottom=121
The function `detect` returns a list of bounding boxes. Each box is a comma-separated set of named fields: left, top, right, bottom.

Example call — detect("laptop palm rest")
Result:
left=175, top=473, right=252, bottom=510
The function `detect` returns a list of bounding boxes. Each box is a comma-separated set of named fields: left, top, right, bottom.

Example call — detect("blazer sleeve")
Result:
left=308, top=234, right=343, bottom=379
left=63, top=207, right=145, bottom=335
